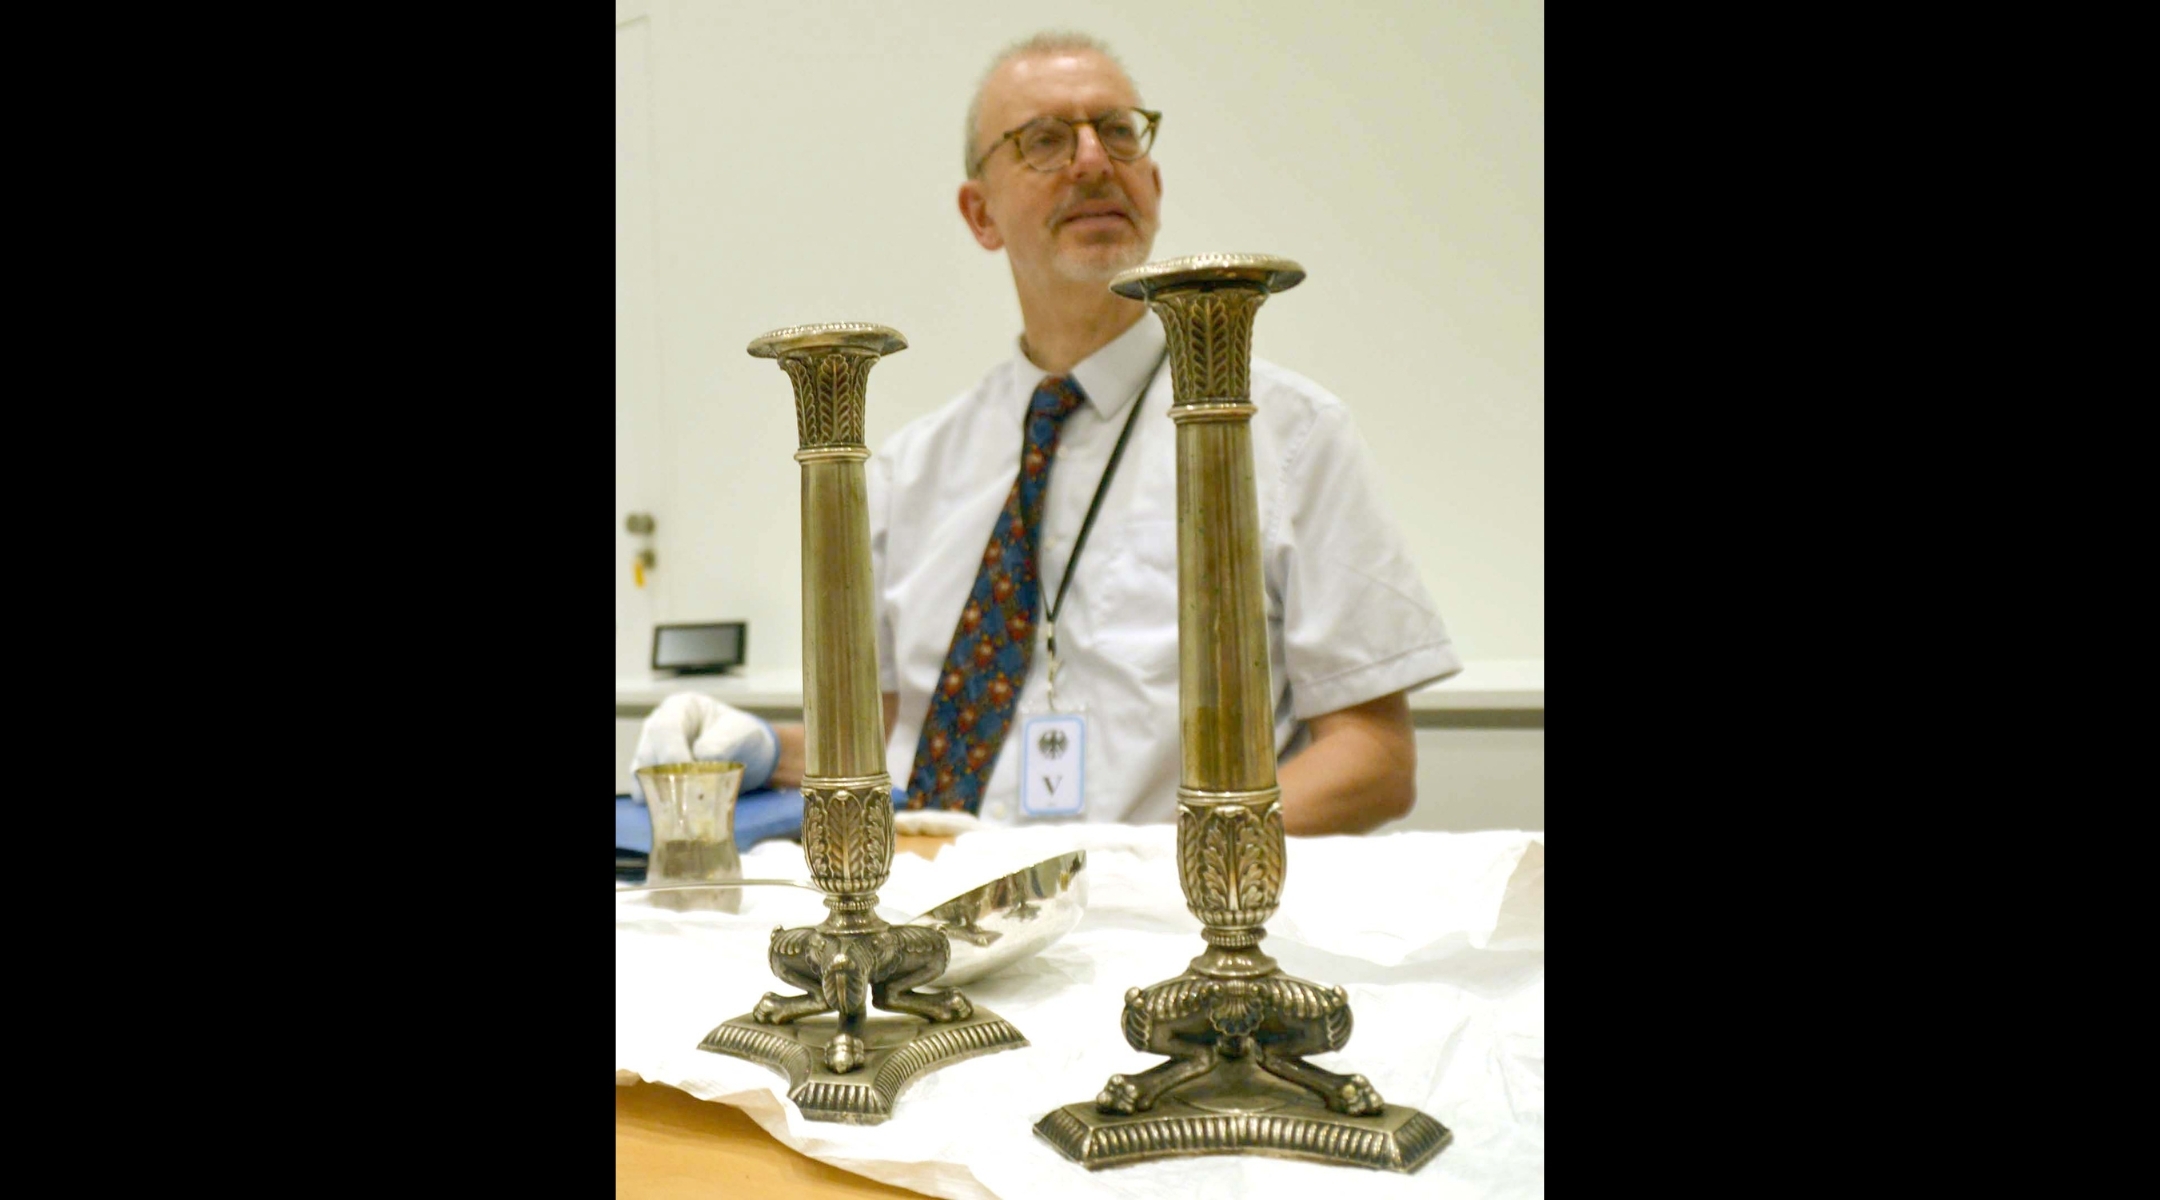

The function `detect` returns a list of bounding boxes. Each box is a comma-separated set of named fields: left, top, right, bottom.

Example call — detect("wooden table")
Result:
left=616, top=834, right=951, bottom=1198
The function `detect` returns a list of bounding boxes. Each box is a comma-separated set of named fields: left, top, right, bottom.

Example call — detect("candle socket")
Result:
left=1032, top=258, right=1450, bottom=1172
left=697, top=323, right=1024, bottom=1124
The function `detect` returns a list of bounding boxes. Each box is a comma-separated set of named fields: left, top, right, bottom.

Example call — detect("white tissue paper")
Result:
left=893, top=808, right=985, bottom=838
left=616, top=825, right=1545, bottom=1199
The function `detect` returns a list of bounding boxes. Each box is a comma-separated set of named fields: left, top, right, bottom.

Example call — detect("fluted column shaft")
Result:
left=1111, top=261, right=1304, bottom=966
left=751, top=326, right=905, bottom=910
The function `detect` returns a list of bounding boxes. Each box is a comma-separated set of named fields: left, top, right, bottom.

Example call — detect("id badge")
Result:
left=1018, top=702, right=1087, bottom=818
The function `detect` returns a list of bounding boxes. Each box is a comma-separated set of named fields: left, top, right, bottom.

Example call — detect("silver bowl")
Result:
left=906, top=850, right=1088, bottom=985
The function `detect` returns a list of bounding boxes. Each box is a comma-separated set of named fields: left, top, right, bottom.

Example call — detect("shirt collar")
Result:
left=1008, top=311, right=1167, bottom=421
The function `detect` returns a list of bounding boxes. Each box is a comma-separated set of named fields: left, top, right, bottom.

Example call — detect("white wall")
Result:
left=616, top=0, right=1543, bottom=676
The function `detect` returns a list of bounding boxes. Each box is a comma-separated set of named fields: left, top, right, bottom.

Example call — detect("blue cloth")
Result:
left=616, top=789, right=801, bottom=853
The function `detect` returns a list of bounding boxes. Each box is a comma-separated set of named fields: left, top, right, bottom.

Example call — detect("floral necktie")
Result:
left=905, top=376, right=1089, bottom=811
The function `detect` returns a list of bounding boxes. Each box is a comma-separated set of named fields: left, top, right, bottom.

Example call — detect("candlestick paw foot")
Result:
left=875, top=983, right=974, bottom=1023
left=1096, top=1075, right=1142, bottom=1114
left=825, top=1030, right=866, bottom=1073
left=1095, top=1046, right=1218, bottom=1115
left=753, top=991, right=831, bottom=1025
left=1256, top=1054, right=1384, bottom=1115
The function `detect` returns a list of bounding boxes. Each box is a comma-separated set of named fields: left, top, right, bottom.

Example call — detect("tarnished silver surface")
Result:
left=1108, top=253, right=1306, bottom=301
left=616, top=849, right=1089, bottom=986
left=1036, top=1068, right=1449, bottom=1172
left=700, top=325, right=1024, bottom=1115
left=699, top=1009, right=1025, bottom=1126
left=745, top=321, right=907, bottom=359
left=1036, top=257, right=1449, bottom=1172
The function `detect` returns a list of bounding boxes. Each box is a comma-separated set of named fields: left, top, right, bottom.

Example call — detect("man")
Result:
left=633, top=32, right=1458, bottom=835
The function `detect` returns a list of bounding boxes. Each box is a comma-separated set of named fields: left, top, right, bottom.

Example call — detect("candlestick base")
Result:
left=1035, top=964, right=1448, bottom=1171
left=1034, top=1055, right=1448, bottom=1171
left=700, top=1008, right=1025, bottom=1125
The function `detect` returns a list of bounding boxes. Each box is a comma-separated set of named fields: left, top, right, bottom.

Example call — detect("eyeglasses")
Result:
left=969, top=107, right=1162, bottom=177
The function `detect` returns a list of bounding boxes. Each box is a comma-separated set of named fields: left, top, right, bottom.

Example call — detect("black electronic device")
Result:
left=651, top=622, right=747, bottom=675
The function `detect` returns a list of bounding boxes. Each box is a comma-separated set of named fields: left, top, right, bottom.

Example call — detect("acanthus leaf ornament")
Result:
left=701, top=323, right=1024, bottom=1124
left=1233, top=804, right=1281, bottom=913
left=1034, top=256, right=1450, bottom=1171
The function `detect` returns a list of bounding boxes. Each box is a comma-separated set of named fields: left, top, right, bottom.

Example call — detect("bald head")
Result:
left=964, top=32, right=1140, bottom=177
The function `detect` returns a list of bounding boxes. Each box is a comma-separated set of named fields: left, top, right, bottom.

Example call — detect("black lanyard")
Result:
left=1044, top=347, right=1169, bottom=663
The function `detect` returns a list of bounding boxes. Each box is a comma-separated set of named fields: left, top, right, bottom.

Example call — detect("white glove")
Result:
left=628, top=692, right=780, bottom=803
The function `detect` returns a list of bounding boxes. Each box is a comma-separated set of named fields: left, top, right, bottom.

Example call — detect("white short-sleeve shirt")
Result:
left=866, top=312, right=1460, bottom=825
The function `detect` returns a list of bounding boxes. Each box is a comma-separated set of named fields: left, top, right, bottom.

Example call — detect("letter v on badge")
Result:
left=1019, top=705, right=1086, bottom=817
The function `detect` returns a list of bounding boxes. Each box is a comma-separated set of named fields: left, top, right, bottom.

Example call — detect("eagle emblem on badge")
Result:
left=1037, top=728, right=1069, bottom=760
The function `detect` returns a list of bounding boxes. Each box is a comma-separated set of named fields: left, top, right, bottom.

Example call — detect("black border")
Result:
left=190, top=3, right=1880, bottom=1186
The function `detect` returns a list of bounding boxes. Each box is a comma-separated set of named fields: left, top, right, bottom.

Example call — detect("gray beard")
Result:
left=1051, top=237, right=1151, bottom=284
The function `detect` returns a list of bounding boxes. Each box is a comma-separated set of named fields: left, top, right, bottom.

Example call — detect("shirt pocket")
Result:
left=1085, top=518, right=1181, bottom=689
